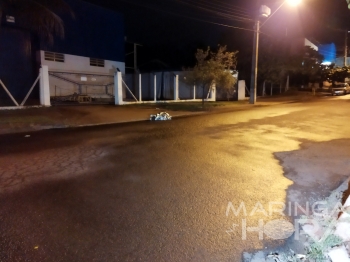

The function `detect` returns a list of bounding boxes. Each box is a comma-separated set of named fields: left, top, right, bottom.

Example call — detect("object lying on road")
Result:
left=267, top=251, right=306, bottom=261
left=150, top=112, right=172, bottom=121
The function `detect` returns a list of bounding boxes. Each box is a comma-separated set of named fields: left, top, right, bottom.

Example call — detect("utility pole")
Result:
left=250, top=20, right=260, bottom=104
left=249, top=5, right=270, bottom=104
left=125, top=40, right=142, bottom=71
left=125, top=40, right=142, bottom=98
left=133, top=43, right=142, bottom=72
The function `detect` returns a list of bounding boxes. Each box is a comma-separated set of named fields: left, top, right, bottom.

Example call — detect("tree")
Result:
left=258, top=38, right=292, bottom=94
left=0, top=0, right=74, bottom=44
left=297, top=46, right=324, bottom=85
left=184, top=45, right=238, bottom=106
left=258, top=38, right=324, bottom=93
left=321, top=66, right=350, bottom=84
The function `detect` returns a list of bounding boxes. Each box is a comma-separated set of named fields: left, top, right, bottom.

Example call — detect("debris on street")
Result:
left=150, top=112, right=172, bottom=121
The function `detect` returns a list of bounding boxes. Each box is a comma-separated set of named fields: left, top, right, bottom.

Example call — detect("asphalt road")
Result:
left=0, top=96, right=350, bottom=262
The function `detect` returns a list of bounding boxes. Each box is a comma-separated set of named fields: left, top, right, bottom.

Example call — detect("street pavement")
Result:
left=0, top=95, right=349, bottom=261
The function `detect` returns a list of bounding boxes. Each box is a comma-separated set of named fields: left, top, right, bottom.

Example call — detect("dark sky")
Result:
left=82, top=0, right=350, bottom=70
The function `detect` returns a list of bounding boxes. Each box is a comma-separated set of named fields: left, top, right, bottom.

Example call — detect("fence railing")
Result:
left=116, top=71, right=216, bottom=105
left=0, top=72, right=41, bottom=107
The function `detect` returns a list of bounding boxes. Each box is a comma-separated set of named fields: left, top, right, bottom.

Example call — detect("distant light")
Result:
left=6, top=16, right=15, bottom=23
left=322, top=61, right=332, bottom=65
left=287, top=0, right=301, bottom=6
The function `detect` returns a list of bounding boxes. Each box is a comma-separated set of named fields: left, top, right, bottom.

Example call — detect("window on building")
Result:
left=44, top=52, right=64, bottom=62
left=90, top=58, right=105, bottom=67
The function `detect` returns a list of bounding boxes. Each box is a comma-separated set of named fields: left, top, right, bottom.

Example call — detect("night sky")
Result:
left=83, top=0, right=350, bottom=71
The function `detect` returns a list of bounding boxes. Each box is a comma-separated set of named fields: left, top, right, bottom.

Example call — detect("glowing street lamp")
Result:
left=249, top=0, right=301, bottom=104
left=249, top=5, right=271, bottom=104
left=287, top=0, right=301, bottom=6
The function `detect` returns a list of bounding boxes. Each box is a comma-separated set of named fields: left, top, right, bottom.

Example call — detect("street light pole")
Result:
left=250, top=20, right=260, bottom=104
left=249, top=5, right=270, bottom=104
left=248, top=2, right=298, bottom=104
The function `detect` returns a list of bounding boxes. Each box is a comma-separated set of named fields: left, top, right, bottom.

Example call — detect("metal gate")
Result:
left=49, top=71, right=114, bottom=104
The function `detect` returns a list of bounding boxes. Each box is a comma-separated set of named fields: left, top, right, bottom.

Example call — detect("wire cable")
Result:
left=176, top=0, right=251, bottom=17
left=116, top=0, right=256, bottom=33
left=172, top=0, right=253, bottom=23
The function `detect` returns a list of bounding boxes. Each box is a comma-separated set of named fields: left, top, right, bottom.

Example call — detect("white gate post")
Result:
left=154, top=74, right=157, bottom=102
left=238, top=80, right=246, bottom=100
left=193, top=84, right=196, bottom=100
left=174, top=75, right=179, bottom=100
left=262, top=80, right=266, bottom=97
left=114, top=71, right=123, bottom=105
left=210, top=83, right=216, bottom=101
left=139, top=73, right=142, bottom=102
left=40, top=65, right=51, bottom=106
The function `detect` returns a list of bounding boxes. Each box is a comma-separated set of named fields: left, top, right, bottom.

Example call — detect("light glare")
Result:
left=287, top=0, right=301, bottom=6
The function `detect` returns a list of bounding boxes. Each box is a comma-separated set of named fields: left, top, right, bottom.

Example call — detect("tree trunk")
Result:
left=263, top=80, right=266, bottom=97
left=280, top=81, right=282, bottom=94
left=160, top=71, right=165, bottom=100
left=270, top=83, right=273, bottom=96
left=285, top=75, right=289, bottom=92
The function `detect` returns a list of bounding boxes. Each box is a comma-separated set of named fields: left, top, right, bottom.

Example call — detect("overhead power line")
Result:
left=176, top=0, right=251, bottom=17
left=176, top=0, right=252, bottom=22
left=196, top=0, right=251, bottom=14
left=172, top=0, right=253, bottom=23
left=116, top=0, right=257, bottom=34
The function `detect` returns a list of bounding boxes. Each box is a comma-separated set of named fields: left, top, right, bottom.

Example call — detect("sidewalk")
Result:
left=0, top=94, right=322, bottom=135
left=0, top=104, right=200, bottom=135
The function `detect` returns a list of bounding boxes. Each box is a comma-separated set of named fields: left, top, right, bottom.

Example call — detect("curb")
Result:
left=0, top=111, right=207, bottom=135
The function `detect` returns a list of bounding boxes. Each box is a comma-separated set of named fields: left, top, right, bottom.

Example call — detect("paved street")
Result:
left=0, top=96, right=350, bottom=261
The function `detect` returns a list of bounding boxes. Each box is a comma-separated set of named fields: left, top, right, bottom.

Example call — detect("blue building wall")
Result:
left=0, top=27, right=37, bottom=104
left=318, top=43, right=336, bottom=64
left=42, top=0, right=124, bottom=62
left=0, top=0, right=124, bottom=104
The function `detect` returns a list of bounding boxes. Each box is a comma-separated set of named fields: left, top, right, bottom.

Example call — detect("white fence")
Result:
left=118, top=71, right=216, bottom=105
left=0, top=66, right=45, bottom=107
left=25, top=67, right=217, bottom=107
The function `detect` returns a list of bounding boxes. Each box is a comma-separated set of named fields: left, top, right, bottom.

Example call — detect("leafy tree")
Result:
left=321, top=65, right=350, bottom=84
left=0, top=0, right=73, bottom=44
left=184, top=45, right=238, bottom=106
left=257, top=38, right=292, bottom=94
left=298, top=46, right=324, bottom=84
left=258, top=38, right=324, bottom=91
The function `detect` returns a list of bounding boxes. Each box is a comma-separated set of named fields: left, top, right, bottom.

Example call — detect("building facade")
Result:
left=0, top=0, right=124, bottom=105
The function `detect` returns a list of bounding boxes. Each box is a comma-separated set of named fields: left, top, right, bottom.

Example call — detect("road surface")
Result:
left=0, top=96, right=350, bottom=261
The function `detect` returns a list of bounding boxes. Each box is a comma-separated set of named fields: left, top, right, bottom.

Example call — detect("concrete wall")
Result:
left=334, top=57, right=350, bottom=67
left=39, top=51, right=125, bottom=75
left=39, top=51, right=124, bottom=98
left=304, top=38, right=318, bottom=51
